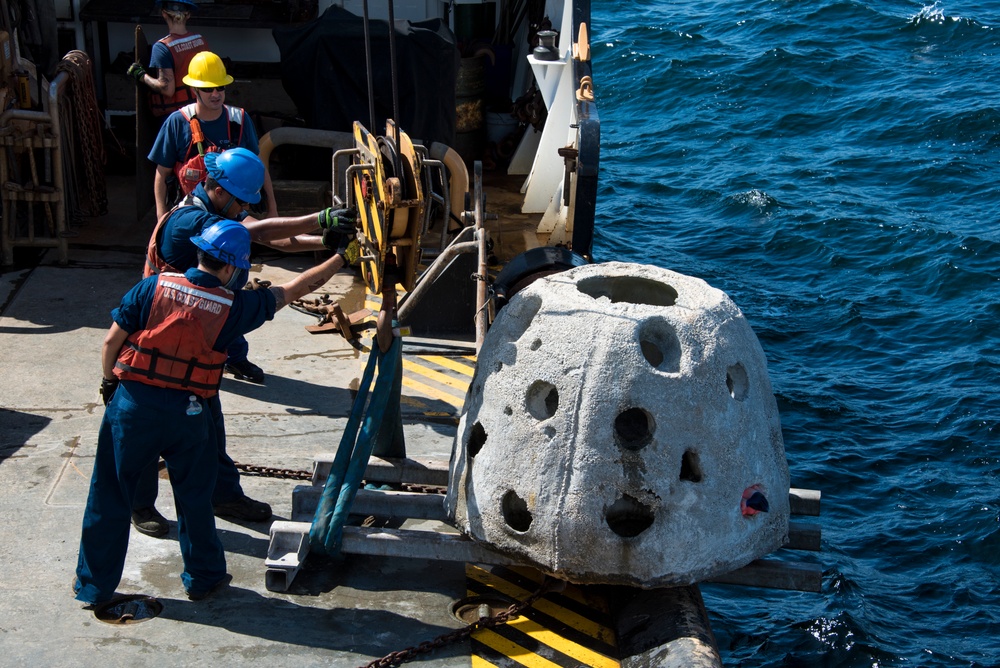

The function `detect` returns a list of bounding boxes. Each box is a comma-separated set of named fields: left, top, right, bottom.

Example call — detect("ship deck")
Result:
left=0, top=174, right=619, bottom=667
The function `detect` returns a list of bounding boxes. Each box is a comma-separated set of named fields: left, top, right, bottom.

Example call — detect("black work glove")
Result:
left=322, top=226, right=356, bottom=256
left=382, top=252, right=404, bottom=288
left=100, top=377, right=120, bottom=406
left=321, top=227, right=361, bottom=267
left=317, top=207, right=357, bottom=231
left=126, top=62, right=147, bottom=85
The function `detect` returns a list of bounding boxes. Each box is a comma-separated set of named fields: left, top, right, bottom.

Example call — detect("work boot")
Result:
left=213, top=495, right=272, bottom=522
left=186, top=573, right=233, bottom=601
left=131, top=506, right=169, bottom=538
left=225, top=358, right=265, bottom=384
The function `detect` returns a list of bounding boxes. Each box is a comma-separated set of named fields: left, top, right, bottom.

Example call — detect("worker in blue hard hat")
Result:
left=146, top=148, right=267, bottom=280
left=128, top=0, right=210, bottom=120
left=148, top=50, right=278, bottom=220
left=134, top=146, right=356, bottom=537
left=76, top=218, right=355, bottom=607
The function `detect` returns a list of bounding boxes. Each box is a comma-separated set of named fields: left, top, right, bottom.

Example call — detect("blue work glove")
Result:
left=127, top=62, right=147, bottom=85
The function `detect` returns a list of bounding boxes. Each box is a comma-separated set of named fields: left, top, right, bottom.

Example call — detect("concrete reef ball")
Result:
left=445, top=261, right=790, bottom=587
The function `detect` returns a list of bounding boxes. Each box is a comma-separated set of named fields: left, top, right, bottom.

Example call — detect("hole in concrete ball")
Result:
left=530, top=338, right=542, bottom=351
left=615, top=408, right=654, bottom=450
left=577, top=275, right=678, bottom=307
left=526, top=381, right=559, bottom=420
left=503, top=406, right=512, bottom=416
left=680, top=449, right=702, bottom=482
left=606, top=495, right=654, bottom=538
left=726, top=362, right=749, bottom=401
left=638, top=318, right=681, bottom=373
left=501, top=490, right=532, bottom=532
left=468, top=422, right=487, bottom=459
left=640, top=340, right=662, bottom=368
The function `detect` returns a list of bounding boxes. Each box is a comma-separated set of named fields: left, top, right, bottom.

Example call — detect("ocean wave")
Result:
left=592, top=0, right=1000, bottom=660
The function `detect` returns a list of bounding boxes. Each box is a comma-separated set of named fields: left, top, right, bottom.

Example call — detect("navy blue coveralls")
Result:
left=74, top=268, right=276, bottom=605
left=134, top=184, right=252, bottom=511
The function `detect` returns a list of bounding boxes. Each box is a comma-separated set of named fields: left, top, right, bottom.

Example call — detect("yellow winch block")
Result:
left=351, top=120, right=425, bottom=295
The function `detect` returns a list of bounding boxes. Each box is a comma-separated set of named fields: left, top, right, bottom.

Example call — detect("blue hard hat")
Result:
left=191, top=219, right=251, bottom=270
left=204, top=148, right=264, bottom=205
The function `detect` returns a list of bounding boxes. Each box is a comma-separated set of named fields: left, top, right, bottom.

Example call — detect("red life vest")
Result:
left=144, top=193, right=207, bottom=278
left=149, top=33, right=208, bottom=118
left=115, top=273, right=232, bottom=398
left=173, top=103, right=246, bottom=195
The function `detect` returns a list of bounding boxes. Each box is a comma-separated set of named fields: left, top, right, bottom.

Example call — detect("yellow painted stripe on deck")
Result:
left=402, top=358, right=471, bottom=391
left=400, top=375, right=465, bottom=409
left=359, top=288, right=474, bottom=410
left=466, top=567, right=616, bottom=643
left=417, top=354, right=476, bottom=376
left=472, top=655, right=500, bottom=668
left=506, top=616, right=619, bottom=668
left=500, top=566, right=607, bottom=611
left=474, top=629, right=564, bottom=668
left=356, top=340, right=467, bottom=410
left=468, top=565, right=608, bottom=617
left=399, top=394, right=429, bottom=409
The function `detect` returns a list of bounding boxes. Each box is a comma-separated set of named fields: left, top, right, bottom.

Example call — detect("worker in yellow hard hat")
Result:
left=148, top=51, right=278, bottom=222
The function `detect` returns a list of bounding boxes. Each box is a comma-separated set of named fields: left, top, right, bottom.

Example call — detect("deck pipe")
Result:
left=611, top=584, right=723, bottom=668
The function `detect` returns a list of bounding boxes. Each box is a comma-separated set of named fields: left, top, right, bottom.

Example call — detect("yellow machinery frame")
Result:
left=351, top=120, right=424, bottom=294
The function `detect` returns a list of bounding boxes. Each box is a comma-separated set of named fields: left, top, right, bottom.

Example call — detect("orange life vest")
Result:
left=115, top=273, right=232, bottom=398
left=144, top=193, right=207, bottom=278
left=173, top=104, right=246, bottom=195
left=149, top=33, right=208, bottom=117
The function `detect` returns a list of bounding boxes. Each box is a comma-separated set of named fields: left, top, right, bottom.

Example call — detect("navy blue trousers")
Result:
left=133, top=392, right=244, bottom=509
left=75, top=382, right=227, bottom=604
left=226, top=334, right=249, bottom=364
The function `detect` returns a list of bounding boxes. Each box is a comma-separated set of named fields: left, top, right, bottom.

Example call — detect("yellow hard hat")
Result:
left=183, top=51, right=234, bottom=88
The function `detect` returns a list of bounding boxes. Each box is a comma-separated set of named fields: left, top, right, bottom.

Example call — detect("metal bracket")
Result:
left=265, top=520, right=312, bottom=592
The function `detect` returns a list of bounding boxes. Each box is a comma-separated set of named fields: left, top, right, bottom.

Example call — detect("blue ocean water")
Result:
left=590, top=0, right=1000, bottom=665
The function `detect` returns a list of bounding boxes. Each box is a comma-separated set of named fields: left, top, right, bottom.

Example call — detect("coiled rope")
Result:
left=54, top=50, right=107, bottom=217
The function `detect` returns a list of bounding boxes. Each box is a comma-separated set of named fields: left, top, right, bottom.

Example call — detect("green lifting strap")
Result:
left=309, top=335, right=403, bottom=556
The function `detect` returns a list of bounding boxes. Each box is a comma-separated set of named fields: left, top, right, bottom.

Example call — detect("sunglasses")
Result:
left=199, top=86, right=227, bottom=93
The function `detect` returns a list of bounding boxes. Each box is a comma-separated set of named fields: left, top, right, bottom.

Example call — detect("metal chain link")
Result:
left=233, top=462, right=312, bottom=480
left=233, top=462, right=446, bottom=495
left=360, top=577, right=558, bottom=668
left=233, top=460, right=540, bottom=667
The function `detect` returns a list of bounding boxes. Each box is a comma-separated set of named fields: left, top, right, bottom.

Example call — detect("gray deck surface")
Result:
left=0, top=175, right=469, bottom=667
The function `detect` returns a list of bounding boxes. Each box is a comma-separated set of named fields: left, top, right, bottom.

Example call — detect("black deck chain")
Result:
left=232, top=462, right=446, bottom=495
left=360, top=578, right=558, bottom=668
left=233, top=462, right=313, bottom=480
left=234, top=461, right=535, bottom=667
